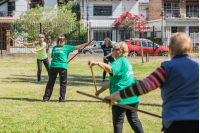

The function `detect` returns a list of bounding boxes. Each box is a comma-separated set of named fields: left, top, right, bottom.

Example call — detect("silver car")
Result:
left=82, top=41, right=116, bottom=54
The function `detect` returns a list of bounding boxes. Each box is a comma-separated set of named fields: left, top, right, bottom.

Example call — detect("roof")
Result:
left=139, top=2, right=149, bottom=4
left=0, top=0, right=9, bottom=6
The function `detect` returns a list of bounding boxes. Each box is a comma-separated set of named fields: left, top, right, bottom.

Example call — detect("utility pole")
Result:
left=87, top=0, right=89, bottom=42
left=161, top=10, right=165, bottom=46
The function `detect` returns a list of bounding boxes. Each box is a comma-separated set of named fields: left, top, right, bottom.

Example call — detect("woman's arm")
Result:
left=104, top=52, right=112, bottom=59
left=75, top=43, right=90, bottom=50
left=95, top=82, right=109, bottom=96
left=30, top=45, right=46, bottom=53
left=88, top=60, right=113, bottom=73
left=87, top=46, right=101, bottom=50
left=104, top=66, right=166, bottom=106
left=17, top=41, right=33, bottom=45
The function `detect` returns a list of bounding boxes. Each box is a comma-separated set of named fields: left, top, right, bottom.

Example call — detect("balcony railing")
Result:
left=0, top=11, right=14, bottom=17
left=164, top=9, right=180, bottom=18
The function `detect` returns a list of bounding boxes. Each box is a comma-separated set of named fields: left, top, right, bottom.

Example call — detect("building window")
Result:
left=29, top=0, right=44, bottom=9
left=93, top=30, right=112, bottom=41
left=171, top=27, right=177, bottom=33
left=7, top=2, right=15, bottom=16
left=93, top=6, right=112, bottom=16
left=164, top=2, right=180, bottom=17
left=186, top=6, right=199, bottom=18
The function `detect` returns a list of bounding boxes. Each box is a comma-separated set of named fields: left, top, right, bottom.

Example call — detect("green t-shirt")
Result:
left=33, top=42, right=47, bottom=60
left=109, top=57, right=140, bottom=105
left=50, top=45, right=75, bottom=69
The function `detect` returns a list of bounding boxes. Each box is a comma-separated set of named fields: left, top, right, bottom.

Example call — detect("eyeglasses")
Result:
left=112, top=48, right=120, bottom=51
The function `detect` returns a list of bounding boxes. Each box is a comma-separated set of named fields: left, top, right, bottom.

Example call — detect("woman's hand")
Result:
left=31, top=50, right=35, bottom=53
left=17, top=41, right=21, bottom=44
left=95, top=90, right=101, bottom=97
left=88, top=60, right=98, bottom=68
left=103, top=56, right=106, bottom=59
left=104, top=91, right=121, bottom=107
left=87, top=48, right=91, bottom=50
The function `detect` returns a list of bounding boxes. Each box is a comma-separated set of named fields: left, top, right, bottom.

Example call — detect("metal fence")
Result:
left=0, top=22, right=87, bottom=54
left=90, top=23, right=199, bottom=56
left=0, top=22, right=199, bottom=56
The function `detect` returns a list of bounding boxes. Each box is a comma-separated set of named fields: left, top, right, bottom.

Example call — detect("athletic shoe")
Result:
left=43, top=100, right=48, bottom=102
left=103, top=79, right=105, bottom=82
left=37, top=81, right=41, bottom=84
left=59, top=97, right=66, bottom=102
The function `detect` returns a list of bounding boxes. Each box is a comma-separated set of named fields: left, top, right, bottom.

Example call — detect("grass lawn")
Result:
left=0, top=59, right=164, bottom=133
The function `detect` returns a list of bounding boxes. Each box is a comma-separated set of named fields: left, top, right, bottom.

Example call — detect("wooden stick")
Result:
left=67, top=39, right=94, bottom=64
left=90, top=67, right=98, bottom=93
left=10, top=37, right=38, bottom=55
left=77, top=91, right=162, bottom=119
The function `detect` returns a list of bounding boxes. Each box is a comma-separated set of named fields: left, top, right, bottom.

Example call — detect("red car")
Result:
left=125, top=39, right=169, bottom=56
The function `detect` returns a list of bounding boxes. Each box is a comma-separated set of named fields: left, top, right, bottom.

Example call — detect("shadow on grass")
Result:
left=1, top=74, right=106, bottom=87
left=0, top=97, right=101, bottom=103
left=139, top=103, right=162, bottom=107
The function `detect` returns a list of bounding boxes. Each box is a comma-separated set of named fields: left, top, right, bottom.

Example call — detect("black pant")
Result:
left=43, top=68, right=67, bottom=101
left=37, top=58, right=50, bottom=81
left=163, top=121, right=199, bottom=133
left=103, top=57, right=115, bottom=80
left=112, top=102, right=144, bottom=133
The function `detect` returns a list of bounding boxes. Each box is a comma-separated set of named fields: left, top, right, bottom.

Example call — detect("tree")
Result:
left=13, top=4, right=78, bottom=52
left=113, top=12, right=150, bottom=41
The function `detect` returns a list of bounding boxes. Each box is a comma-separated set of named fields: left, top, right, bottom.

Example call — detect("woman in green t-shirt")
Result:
left=43, top=35, right=89, bottom=102
left=88, top=42, right=144, bottom=133
left=17, top=34, right=50, bottom=84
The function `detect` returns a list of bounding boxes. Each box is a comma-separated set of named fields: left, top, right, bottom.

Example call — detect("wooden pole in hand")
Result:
left=77, top=91, right=162, bottom=119
left=90, top=67, right=98, bottom=93
left=67, top=39, right=94, bottom=64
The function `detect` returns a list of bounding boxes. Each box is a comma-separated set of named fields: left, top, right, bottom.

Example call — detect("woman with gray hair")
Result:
left=88, top=42, right=144, bottom=133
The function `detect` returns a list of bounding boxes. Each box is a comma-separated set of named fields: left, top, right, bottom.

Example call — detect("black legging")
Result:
left=112, top=102, right=144, bottom=133
left=103, top=57, right=115, bottom=80
left=37, top=57, right=50, bottom=81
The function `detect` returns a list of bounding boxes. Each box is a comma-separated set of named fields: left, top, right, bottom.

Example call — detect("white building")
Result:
left=75, top=0, right=139, bottom=41
left=0, top=0, right=58, bottom=19
left=0, top=0, right=58, bottom=53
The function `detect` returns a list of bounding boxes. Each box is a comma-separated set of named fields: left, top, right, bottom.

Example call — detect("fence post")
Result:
left=78, top=23, right=80, bottom=44
left=153, top=26, right=154, bottom=56
left=141, top=41, right=143, bottom=63
left=40, top=22, right=41, bottom=34
left=194, top=32, right=196, bottom=47
left=1, top=23, right=2, bottom=55
left=116, top=23, right=118, bottom=42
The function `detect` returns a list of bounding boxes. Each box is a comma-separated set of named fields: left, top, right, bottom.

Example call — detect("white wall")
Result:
left=44, top=0, right=57, bottom=8
left=0, top=3, right=8, bottom=12
left=14, top=0, right=29, bottom=18
left=83, top=0, right=138, bottom=25
left=139, top=4, right=148, bottom=21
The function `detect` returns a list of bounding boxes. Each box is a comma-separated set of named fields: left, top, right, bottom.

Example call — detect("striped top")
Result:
left=120, top=67, right=165, bottom=98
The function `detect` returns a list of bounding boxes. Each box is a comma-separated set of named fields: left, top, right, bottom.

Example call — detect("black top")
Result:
left=101, top=45, right=113, bottom=56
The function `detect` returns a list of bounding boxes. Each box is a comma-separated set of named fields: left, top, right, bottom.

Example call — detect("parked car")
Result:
left=125, top=39, right=169, bottom=56
left=82, top=41, right=116, bottom=54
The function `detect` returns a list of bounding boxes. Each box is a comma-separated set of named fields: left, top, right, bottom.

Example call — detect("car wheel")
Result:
left=85, top=51, right=91, bottom=54
left=162, top=51, right=168, bottom=56
left=129, top=51, right=138, bottom=57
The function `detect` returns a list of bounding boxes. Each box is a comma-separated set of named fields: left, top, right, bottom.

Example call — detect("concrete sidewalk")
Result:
left=0, top=53, right=199, bottom=62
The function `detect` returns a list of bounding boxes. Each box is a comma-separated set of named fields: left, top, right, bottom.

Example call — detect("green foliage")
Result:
left=65, top=26, right=87, bottom=45
left=13, top=5, right=78, bottom=51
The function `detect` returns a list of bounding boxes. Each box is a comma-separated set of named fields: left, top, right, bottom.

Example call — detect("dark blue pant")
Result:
left=112, top=102, right=144, bottom=133
left=163, top=121, right=199, bottom=133
left=37, top=57, right=50, bottom=81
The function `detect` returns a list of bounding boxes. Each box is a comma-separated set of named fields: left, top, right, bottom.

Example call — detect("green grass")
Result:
left=0, top=59, right=164, bottom=133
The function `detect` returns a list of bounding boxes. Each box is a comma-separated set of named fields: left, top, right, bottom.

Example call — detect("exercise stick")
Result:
left=77, top=91, right=162, bottom=119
